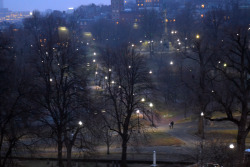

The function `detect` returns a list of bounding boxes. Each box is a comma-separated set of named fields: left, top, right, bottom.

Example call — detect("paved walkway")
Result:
left=93, top=119, right=201, bottom=163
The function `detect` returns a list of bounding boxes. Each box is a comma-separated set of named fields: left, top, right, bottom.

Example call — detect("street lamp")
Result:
left=136, top=110, right=140, bottom=133
left=78, top=121, right=83, bottom=126
left=229, top=144, right=235, bottom=149
left=149, top=103, right=154, bottom=126
left=229, top=143, right=235, bottom=165
left=201, top=112, right=204, bottom=139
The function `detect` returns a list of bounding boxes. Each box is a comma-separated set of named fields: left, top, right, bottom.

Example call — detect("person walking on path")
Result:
left=170, top=121, right=174, bottom=129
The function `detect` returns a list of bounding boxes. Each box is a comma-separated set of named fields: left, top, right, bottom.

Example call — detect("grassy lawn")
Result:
left=206, top=129, right=250, bottom=143
left=147, top=132, right=184, bottom=146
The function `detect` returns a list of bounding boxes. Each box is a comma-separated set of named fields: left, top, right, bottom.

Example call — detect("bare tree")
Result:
left=24, top=11, right=90, bottom=167
left=99, top=46, right=153, bottom=167
left=0, top=32, right=34, bottom=167
left=205, top=27, right=250, bottom=163
left=140, top=9, right=163, bottom=58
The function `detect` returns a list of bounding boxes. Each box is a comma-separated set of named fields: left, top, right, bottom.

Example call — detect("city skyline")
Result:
left=4, top=0, right=110, bottom=11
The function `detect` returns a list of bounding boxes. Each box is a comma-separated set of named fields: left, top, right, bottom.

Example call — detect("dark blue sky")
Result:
left=5, top=0, right=110, bottom=11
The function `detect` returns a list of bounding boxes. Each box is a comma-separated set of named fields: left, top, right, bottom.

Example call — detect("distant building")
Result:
left=111, top=0, right=124, bottom=21
left=0, top=8, right=31, bottom=23
left=120, top=10, right=141, bottom=23
left=0, top=0, right=3, bottom=9
left=66, top=8, right=74, bottom=14
left=136, top=0, right=161, bottom=11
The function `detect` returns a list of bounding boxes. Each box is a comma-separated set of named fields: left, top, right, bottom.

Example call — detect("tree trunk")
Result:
left=121, top=138, right=128, bottom=167
left=66, top=145, right=72, bottom=167
left=107, top=143, right=110, bottom=155
left=236, top=128, right=247, bottom=165
left=58, top=134, right=64, bottom=167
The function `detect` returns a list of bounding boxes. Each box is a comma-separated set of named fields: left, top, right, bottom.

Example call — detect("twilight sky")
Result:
left=4, top=0, right=110, bottom=11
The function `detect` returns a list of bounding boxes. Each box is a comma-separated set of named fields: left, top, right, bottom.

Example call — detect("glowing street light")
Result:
left=50, top=78, right=53, bottom=82
left=59, top=27, right=67, bottom=31
left=149, top=70, right=152, bottom=74
left=229, top=144, right=235, bottom=149
left=170, top=61, right=174, bottom=65
left=196, top=34, right=200, bottom=39
left=78, top=121, right=83, bottom=126
left=93, top=59, right=96, bottom=63
left=201, top=112, right=204, bottom=139
left=149, top=103, right=154, bottom=126
left=141, top=98, right=145, bottom=102
left=136, top=110, right=140, bottom=133
left=109, top=69, right=112, bottom=72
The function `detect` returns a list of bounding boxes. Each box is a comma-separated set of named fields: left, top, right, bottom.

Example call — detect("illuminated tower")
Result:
left=111, top=0, right=124, bottom=22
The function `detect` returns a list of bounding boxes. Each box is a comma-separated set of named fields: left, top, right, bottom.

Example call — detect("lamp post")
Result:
left=149, top=102, right=154, bottom=126
left=201, top=112, right=204, bottom=139
left=229, top=144, right=235, bottom=165
left=141, top=98, right=145, bottom=119
left=136, top=110, right=140, bottom=133
left=200, top=112, right=204, bottom=167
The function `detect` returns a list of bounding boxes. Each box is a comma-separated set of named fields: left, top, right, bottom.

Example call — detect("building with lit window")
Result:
left=111, top=0, right=124, bottom=21
left=0, top=8, right=32, bottom=23
left=136, top=0, right=161, bottom=10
